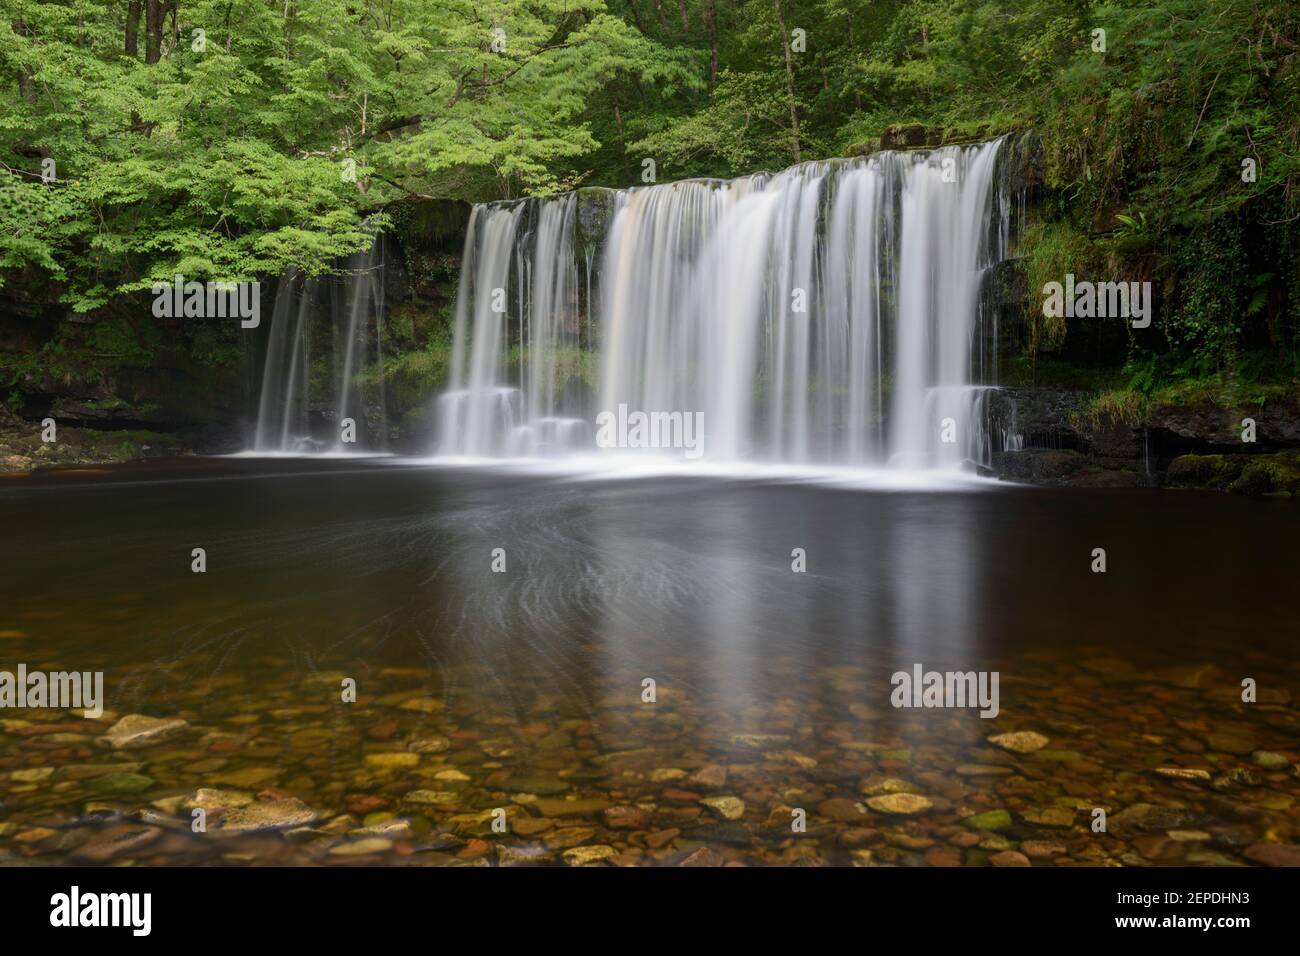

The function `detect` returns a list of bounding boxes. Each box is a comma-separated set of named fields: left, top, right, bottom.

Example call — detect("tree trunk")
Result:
left=676, top=0, right=689, bottom=31
left=705, top=0, right=718, bottom=87
left=145, top=0, right=163, bottom=64
left=12, top=20, right=35, bottom=103
left=772, top=0, right=800, bottom=163
left=126, top=2, right=142, bottom=56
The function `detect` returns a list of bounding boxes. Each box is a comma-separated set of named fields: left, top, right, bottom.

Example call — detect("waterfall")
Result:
left=438, top=138, right=1011, bottom=470
left=251, top=238, right=388, bottom=453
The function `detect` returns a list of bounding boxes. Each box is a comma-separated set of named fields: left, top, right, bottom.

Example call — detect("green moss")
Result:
left=1167, top=451, right=1300, bottom=496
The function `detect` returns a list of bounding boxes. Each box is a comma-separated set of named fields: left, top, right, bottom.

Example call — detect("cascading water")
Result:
left=438, top=138, right=1013, bottom=470
left=251, top=238, right=388, bottom=453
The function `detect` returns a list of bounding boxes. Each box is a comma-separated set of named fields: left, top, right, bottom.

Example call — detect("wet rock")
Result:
left=534, top=797, right=612, bottom=817
left=925, top=846, right=962, bottom=867
left=101, top=714, right=188, bottom=749
left=859, top=776, right=916, bottom=796
left=1109, top=803, right=1206, bottom=837
left=644, top=828, right=680, bottom=849
left=544, top=827, right=596, bottom=850
left=689, top=823, right=754, bottom=846
left=212, top=767, right=279, bottom=788
left=1020, top=841, right=1066, bottom=859
left=1021, top=807, right=1075, bottom=827
left=956, top=765, right=1012, bottom=777
left=604, top=805, right=651, bottom=829
left=1243, top=843, right=1300, bottom=867
left=186, top=788, right=254, bottom=811
left=364, top=752, right=420, bottom=770
left=330, top=838, right=394, bottom=856
left=502, top=774, right=569, bottom=795
left=86, top=772, right=155, bottom=795
left=402, top=790, right=459, bottom=807
left=687, top=765, right=727, bottom=789
left=562, top=844, right=616, bottom=866
left=215, top=798, right=318, bottom=834
left=679, top=847, right=725, bottom=867
left=351, top=819, right=414, bottom=840
left=988, top=731, right=1050, bottom=754
left=345, top=794, right=390, bottom=814
left=1206, top=732, right=1256, bottom=755
left=496, top=842, right=551, bottom=866
left=512, top=816, right=553, bottom=836
left=70, top=824, right=162, bottom=862
left=989, top=850, right=1031, bottom=867
left=866, top=793, right=933, bottom=815
left=963, top=810, right=1012, bottom=831
left=648, top=768, right=687, bottom=783
left=1211, top=768, right=1261, bottom=790
left=1133, top=835, right=1185, bottom=861
left=11, top=767, right=54, bottom=783
left=702, top=796, right=746, bottom=821
left=1156, top=767, right=1211, bottom=780
left=1252, top=751, right=1290, bottom=770
left=661, top=787, right=701, bottom=803
left=408, top=736, right=451, bottom=754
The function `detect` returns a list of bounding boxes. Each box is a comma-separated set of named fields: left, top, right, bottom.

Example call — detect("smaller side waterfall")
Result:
left=438, top=195, right=587, bottom=457
left=251, top=237, right=388, bottom=453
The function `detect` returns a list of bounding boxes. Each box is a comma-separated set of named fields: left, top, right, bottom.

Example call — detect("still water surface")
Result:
left=1, top=459, right=1295, bottom=866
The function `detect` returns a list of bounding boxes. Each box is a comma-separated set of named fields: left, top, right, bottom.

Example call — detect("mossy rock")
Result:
left=1165, top=454, right=1245, bottom=490
left=1168, top=451, right=1300, bottom=496
left=1228, top=453, right=1300, bottom=497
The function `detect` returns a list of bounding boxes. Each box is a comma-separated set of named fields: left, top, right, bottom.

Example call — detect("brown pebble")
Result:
left=925, top=846, right=963, bottom=867
left=644, top=828, right=680, bottom=849
left=989, top=850, right=1031, bottom=867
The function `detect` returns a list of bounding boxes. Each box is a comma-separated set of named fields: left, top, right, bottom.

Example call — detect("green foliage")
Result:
left=0, top=0, right=692, bottom=309
left=0, top=0, right=1298, bottom=389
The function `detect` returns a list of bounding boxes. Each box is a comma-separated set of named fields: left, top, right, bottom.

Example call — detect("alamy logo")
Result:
left=0, top=664, right=103, bottom=718
left=50, top=886, right=151, bottom=936
left=151, top=274, right=260, bottom=328
left=890, top=664, right=1000, bottom=718
left=1042, top=274, right=1151, bottom=328
left=595, top=404, right=705, bottom=459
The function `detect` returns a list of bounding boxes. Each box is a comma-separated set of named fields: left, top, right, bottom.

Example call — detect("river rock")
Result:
left=70, top=824, right=162, bottom=862
left=544, top=827, right=596, bottom=849
left=866, top=793, right=933, bottom=815
left=702, top=796, right=745, bottom=820
left=963, top=809, right=1012, bottom=831
left=86, top=772, right=155, bottom=795
left=687, top=764, right=727, bottom=789
left=534, top=797, right=611, bottom=817
left=101, top=714, right=188, bottom=749
left=604, top=805, right=651, bottom=829
left=329, top=838, right=393, bottom=856
left=989, top=850, right=1031, bottom=867
left=1251, top=751, right=1289, bottom=770
left=186, top=788, right=254, bottom=811
left=988, top=731, right=1050, bottom=754
left=1243, top=843, right=1300, bottom=867
left=1156, top=767, right=1211, bottom=780
left=644, top=828, right=680, bottom=849
left=562, top=845, right=616, bottom=866
left=1109, top=803, right=1206, bottom=836
left=215, top=798, right=318, bottom=834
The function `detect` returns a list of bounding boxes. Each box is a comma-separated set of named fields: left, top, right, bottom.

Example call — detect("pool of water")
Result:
left=0, top=458, right=1296, bottom=866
